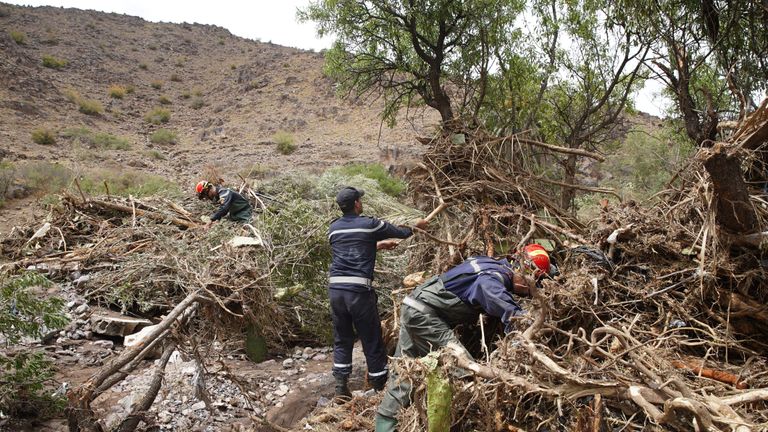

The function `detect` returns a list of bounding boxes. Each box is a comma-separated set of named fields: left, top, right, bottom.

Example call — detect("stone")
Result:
left=281, top=358, right=294, bottom=369
left=91, top=309, right=152, bottom=337
left=313, top=353, right=327, bottom=361
left=74, top=304, right=90, bottom=316
left=92, top=340, right=114, bottom=350
left=191, top=401, right=206, bottom=411
left=275, top=384, right=289, bottom=396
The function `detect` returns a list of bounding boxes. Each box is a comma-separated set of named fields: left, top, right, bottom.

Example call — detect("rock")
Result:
left=74, top=304, right=90, bottom=316
left=66, top=300, right=80, bottom=309
left=92, top=340, right=114, bottom=350
left=281, top=358, right=294, bottom=369
left=275, top=384, right=289, bottom=397
left=90, top=309, right=152, bottom=337
left=316, top=396, right=331, bottom=408
left=190, top=401, right=206, bottom=411
left=302, top=347, right=315, bottom=359
left=73, top=275, right=90, bottom=286
left=157, top=411, right=173, bottom=424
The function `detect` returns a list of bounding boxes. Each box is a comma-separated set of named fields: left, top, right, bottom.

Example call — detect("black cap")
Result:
left=336, top=186, right=364, bottom=211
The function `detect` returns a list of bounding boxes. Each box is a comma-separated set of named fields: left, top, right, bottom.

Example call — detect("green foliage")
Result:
left=77, top=98, right=103, bottom=115
left=77, top=168, right=179, bottom=198
left=62, top=127, right=131, bottom=150
left=274, top=131, right=296, bottom=155
left=0, top=351, right=65, bottom=419
left=300, top=0, right=524, bottom=125
left=0, top=273, right=68, bottom=344
left=108, top=84, right=127, bottom=99
left=31, top=128, right=56, bottom=145
left=9, top=30, right=25, bottom=44
left=335, top=163, right=405, bottom=197
left=41, top=54, right=66, bottom=69
left=145, top=107, right=171, bottom=124
left=149, top=128, right=177, bottom=144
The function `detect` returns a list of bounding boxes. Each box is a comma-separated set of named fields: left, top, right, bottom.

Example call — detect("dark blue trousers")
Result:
left=329, top=288, right=388, bottom=381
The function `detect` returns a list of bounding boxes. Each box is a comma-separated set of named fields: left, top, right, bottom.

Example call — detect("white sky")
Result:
left=6, top=0, right=667, bottom=116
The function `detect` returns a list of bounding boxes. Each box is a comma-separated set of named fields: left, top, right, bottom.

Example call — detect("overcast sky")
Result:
left=7, top=0, right=667, bottom=116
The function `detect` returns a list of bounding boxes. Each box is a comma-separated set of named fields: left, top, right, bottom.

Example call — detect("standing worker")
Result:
left=328, top=186, right=428, bottom=400
left=195, top=180, right=253, bottom=227
left=374, top=245, right=554, bottom=431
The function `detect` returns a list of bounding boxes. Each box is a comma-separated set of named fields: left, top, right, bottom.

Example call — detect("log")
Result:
left=701, top=143, right=758, bottom=234
left=85, top=198, right=200, bottom=229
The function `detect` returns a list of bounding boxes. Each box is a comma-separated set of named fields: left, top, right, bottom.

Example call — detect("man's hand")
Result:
left=414, top=218, right=429, bottom=230
left=377, top=239, right=400, bottom=250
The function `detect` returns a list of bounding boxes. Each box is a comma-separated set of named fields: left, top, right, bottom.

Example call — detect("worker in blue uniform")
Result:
left=328, top=186, right=429, bottom=400
left=374, top=249, right=554, bottom=431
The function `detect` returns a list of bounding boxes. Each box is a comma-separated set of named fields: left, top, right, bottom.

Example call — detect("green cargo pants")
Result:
left=377, top=276, right=477, bottom=421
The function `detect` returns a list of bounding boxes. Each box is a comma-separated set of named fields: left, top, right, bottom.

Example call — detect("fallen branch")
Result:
left=671, top=360, right=749, bottom=389
left=85, top=198, right=200, bottom=229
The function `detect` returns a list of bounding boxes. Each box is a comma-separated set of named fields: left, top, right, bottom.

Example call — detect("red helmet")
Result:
left=195, top=180, right=210, bottom=197
left=523, top=244, right=551, bottom=277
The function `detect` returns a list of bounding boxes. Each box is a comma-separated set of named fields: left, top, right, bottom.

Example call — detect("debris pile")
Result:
left=307, top=107, right=768, bottom=431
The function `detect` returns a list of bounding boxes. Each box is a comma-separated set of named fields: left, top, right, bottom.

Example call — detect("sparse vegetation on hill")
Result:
left=190, top=97, right=205, bottom=109
left=144, top=107, right=170, bottom=124
left=149, top=129, right=177, bottom=144
left=62, top=127, right=131, bottom=150
left=9, top=30, right=25, bottom=44
left=77, top=98, right=103, bottom=116
left=108, top=84, right=127, bottom=99
left=150, top=80, right=162, bottom=90
left=41, top=54, right=66, bottom=69
left=31, top=128, right=56, bottom=145
left=274, top=131, right=296, bottom=155
left=336, top=163, right=405, bottom=197
left=158, top=95, right=172, bottom=105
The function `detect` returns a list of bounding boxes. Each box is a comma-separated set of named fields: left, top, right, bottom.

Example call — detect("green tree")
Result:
left=300, top=0, right=524, bottom=126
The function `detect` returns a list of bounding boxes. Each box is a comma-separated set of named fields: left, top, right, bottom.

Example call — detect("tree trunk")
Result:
left=702, top=143, right=758, bottom=234
left=561, top=154, right=578, bottom=211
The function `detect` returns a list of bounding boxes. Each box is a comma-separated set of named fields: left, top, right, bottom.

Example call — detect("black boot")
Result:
left=334, top=375, right=352, bottom=401
left=369, top=374, right=388, bottom=392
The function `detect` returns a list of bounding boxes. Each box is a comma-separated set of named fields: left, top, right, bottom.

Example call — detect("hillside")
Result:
left=0, top=2, right=435, bottom=227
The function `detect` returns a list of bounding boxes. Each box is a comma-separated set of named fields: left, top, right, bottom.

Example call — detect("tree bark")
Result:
left=701, top=143, right=758, bottom=234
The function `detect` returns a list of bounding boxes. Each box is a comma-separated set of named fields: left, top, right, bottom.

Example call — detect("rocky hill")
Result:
left=0, top=3, right=434, bottom=206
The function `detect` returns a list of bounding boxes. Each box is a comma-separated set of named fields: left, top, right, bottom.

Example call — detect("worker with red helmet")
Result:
left=375, top=244, right=554, bottom=432
left=195, top=180, right=252, bottom=227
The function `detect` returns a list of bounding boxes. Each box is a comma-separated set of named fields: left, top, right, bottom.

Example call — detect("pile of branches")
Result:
left=310, top=108, right=768, bottom=431
left=0, top=170, right=420, bottom=431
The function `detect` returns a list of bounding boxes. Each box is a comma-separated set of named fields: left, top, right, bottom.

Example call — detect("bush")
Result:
left=180, top=91, right=191, bottom=99
left=31, top=128, right=56, bottom=145
left=125, top=84, right=136, bottom=94
left=41, top=55, right=66, bottom=69
left=9, top=30, right=25, bottom=44
left=77, top=98, right=103, bottom=115
left=62, top=127, right=131, bottom=150
left=145, top=107, right=170, bottom=124
left=138, top=62, right=148, bottom=70
left=0, top=7, right=10, bottom=17
left=150, top=80, right=162, bottom=90
left=63, top=89, right=80, bottom=103
left=149, top=128, right=177, bottom=144
left=274, top=131, right=297, bottom=155
left=108, top=84, right=127, bottom=99
left=0, top=273, right=69, bottom=419
left=334, top=163, right=406, bottom=196
left=190, top=97, right=205, bottom=110
left=78, top=168, right=179, bottom=198
left=145, top=150, right=166, bottom=160
left=158, top=95, right=171, bottom=105
left=170, top=73, right=182, bottom=82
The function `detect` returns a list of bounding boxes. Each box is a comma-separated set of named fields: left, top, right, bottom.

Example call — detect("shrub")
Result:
left=192, top=88, right=203, bottom=97
left=0, top=7, right=10, bottom=17
left=145, top=150, right=167, bottom=160
left=108, top=85, right=126, bottom=99
left=78, top=168, right=179, bottom=198
left=149, top=128, right=177, bottom=144
left=31, top=128, right=56, bottom=145
left=150, top=80, right=162, bottom=90
left=125, top=84, right=136, bottom=94
left=138, top=62, right=148, bottom=70
left=0, top=273, right=69, bottom=419
left=335, top=163, right=406, bottom=196
left=63, top=89, right=80, bottom=103
left=174, top=58, right=185, bottom=67
left=190, top=97, right=205, bottom=110
left=274, top=131, right=297, bottom=155
left=158, top=95, right=171, bottom=105
left=230, top=64, right=236, bottom=70
left=170, top=73, right=182, bottom=82
left=62, top=127, right=131, bottom=150
left=77, top=98, right=103, bottom=115
left=9, top=30, right=25, bottom=44
left=148, top=44, right=157, bottom=51
left=41, top=55, right=66, bottom=69
left=145, top=107, right=170, bottom=124
left=180, top=91, right=191, bottom=99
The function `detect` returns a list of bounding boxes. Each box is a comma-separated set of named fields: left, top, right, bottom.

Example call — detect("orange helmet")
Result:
left=195, top=180, right=211, bottom=197
left=523, top=244, right=551, bottom=277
